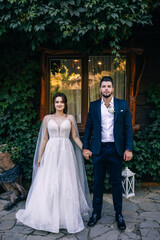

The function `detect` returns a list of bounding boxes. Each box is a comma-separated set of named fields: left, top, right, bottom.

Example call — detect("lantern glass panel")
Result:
left=122, top=177, right=127, bottom=194
left=128, top=176, right=134, bottom=194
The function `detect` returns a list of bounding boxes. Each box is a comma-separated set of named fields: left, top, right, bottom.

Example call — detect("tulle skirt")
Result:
left=16, top=138, right=91, bottom=233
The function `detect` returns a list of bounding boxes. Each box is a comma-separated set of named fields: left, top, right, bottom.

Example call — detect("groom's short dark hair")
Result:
left=100, top=76, right=114, bottom=87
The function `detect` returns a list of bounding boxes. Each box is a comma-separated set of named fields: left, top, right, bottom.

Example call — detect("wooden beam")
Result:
left=37, top=46, right=144, bottom=56
left=37, top=47, right=81, bottom=56
left=103, top=47, right=143, bottom=55
left=40, top=52, right=45, bottom=121
left=82, top=54, right=89, bottom=126
left=129, top=50, right=146, bottom=131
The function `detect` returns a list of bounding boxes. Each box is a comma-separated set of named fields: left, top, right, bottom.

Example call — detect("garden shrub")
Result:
left=0, top=41, right=41, bottom=182
left=126, top=84, right=160, bottom=183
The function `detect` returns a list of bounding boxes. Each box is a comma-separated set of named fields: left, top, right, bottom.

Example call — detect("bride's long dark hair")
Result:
left=53, top=93, right=68, bottom=114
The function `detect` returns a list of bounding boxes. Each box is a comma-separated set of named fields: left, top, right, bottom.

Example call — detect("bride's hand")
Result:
left=83, top=149, right=92, bottom=160
left=38, top=158, right=41, bottom=167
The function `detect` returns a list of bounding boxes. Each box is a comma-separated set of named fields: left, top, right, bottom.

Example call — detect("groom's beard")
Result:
left=101, top=91, right=113, bottom=98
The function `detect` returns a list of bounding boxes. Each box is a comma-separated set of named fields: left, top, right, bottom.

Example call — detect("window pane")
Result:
left=50, top=59, right=82, bottom=123
left=88, top=56, right=126, bottom=103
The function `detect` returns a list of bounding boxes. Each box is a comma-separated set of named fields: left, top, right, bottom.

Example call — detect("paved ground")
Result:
left=0, top=186, right=160, bottom=240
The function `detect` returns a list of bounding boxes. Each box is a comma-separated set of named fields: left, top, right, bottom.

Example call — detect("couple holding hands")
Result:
left=16, top=76, right=133, bottom=233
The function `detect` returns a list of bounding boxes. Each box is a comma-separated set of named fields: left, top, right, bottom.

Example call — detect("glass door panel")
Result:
left=50, top=59, right=82, bottom=123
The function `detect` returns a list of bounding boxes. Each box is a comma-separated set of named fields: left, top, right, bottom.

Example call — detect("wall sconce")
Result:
left=122, top=167, right=135, bottom=198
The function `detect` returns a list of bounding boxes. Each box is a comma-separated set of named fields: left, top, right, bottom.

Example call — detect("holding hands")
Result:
left=83, top=149, right=92, bottom=160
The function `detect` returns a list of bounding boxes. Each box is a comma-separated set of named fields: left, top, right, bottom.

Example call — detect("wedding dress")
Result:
left=16, top=115, right=92, bottom=233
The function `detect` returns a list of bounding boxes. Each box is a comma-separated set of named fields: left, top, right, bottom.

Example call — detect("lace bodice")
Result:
left=48, top=118, right=71, bottom=138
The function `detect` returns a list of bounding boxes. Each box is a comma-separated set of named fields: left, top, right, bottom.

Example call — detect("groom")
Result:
left=82, top=76, right=133, bottom=230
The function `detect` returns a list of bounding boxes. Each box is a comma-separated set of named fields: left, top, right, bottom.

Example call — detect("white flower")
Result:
left=108, top=107, right=115, bottom=114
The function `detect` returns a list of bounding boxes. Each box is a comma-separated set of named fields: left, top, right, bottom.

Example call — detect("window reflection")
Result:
left=88, top=56, right=126, bottom=103
left=50, top=59, right=82, bottom=123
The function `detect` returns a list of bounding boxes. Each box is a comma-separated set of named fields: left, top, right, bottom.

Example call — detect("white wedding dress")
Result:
left=16, top=115, right=91, bottom=233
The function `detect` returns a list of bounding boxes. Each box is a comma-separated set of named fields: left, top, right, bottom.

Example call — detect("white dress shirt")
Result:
left=101, top=97, right=115, bottom=142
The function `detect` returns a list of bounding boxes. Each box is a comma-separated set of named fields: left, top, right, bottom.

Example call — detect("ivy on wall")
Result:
left=0, top=0, right=158, bottom=56
left=0, top=37, right=41, bottom=181
left=126, top=84, right=160, bottom=183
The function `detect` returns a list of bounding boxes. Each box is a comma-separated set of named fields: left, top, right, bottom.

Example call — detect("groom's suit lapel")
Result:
left=97, top=99, right=101, bottom=122
left=114, top=98, right=119, bottom=123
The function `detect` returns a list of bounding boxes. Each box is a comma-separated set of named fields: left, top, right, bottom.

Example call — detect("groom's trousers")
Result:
left=92, top=142, right=123, bottom=215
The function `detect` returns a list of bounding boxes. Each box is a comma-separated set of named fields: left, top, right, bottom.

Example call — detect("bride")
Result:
left=16, top=93, right=92, bottom=233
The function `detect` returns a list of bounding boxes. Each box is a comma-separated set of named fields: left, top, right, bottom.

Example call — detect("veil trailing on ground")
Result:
left=31, top=114, right=92, bottom=216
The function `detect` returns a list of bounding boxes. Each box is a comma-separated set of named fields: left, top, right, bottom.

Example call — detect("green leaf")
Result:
left=111, top=13, right=119, bottom=19
left=125, top=20, right=133, bottom=27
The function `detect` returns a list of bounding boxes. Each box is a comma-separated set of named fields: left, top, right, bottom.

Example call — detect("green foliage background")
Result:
left=126, top=84, right=160, bottom=184
left=0, top=36, right=41, bottom=181
left=0, top=0, right=157, bottom=56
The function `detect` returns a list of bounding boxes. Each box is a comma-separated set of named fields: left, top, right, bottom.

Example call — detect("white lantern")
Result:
left=122, top=167, right=135, bottom=198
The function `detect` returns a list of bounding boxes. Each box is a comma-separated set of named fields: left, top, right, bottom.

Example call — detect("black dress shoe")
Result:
left=115, top=214, right=126, bottom=230
left=88, top=213, right=101, bottom=227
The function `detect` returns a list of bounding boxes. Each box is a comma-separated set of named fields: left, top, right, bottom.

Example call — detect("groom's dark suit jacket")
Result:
left=83, top=98, right=133, bottom=157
